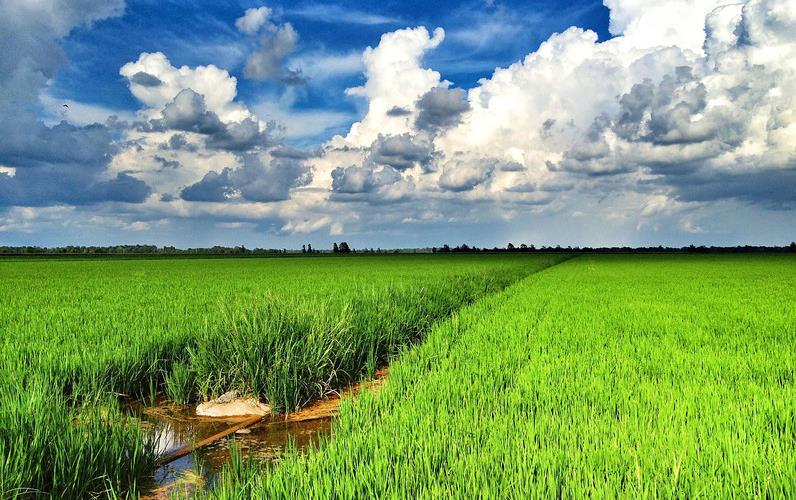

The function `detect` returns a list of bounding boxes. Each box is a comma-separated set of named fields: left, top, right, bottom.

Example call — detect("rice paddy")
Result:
left=201, top=254, right=796, bottom=498
left=1, top=253, right=793, bottom=498
left=0, top=254, right=563, bottom=498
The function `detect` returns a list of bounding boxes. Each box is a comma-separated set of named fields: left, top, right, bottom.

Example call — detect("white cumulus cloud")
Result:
left=300, top=0, right=796, bottom=240
left=235, top=6, right=272, bottom=34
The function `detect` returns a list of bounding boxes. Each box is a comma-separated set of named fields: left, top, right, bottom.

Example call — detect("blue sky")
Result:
left=1, top=0, right=794, bottom=249
left=52, top=0, right=611, bottom=144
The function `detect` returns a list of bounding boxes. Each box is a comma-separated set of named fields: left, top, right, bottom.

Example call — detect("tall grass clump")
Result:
left=164, top=362, right=196, bottom=405
left=190, top=298, right=345, bottom=411
left=186, top=258, right=567, bottom=413
left=0, top=376, right=156, bottom=499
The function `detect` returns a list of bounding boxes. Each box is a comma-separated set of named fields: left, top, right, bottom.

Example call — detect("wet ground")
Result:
left=134, top=369, right=386, bottom=498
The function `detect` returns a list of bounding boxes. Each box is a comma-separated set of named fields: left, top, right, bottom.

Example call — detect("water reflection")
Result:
left=139, top=402, right=332, bottom=496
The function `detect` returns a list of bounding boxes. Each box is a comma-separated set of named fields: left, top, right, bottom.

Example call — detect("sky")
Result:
left=0, top=0, right=794, bottom=249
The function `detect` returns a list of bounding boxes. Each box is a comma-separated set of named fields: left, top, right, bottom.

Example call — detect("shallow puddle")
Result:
left=135, top=369, right=386, bottom=498
left=139, top=405, right=332, bottom=497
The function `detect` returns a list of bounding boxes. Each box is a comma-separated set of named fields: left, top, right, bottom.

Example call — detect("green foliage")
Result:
left=202, top=254, right=796, bottom=498
left=164, top=362, right=196, bottom=405
left=0, top=377, right=155, bottom=499
left=190, top=298, right=344, bottom=411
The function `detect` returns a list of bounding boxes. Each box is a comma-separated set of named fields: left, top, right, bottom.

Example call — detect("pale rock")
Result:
left=196, top=391, right=271, bottom=417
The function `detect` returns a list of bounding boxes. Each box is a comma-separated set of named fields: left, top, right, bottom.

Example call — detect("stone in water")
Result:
left=196, top=391, right=271, bottom=417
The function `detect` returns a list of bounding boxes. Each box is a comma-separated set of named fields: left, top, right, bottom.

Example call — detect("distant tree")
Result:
left=520, top=243, right=528, bottom=250
left=333, top=242, right=339, bottom=253
left=507, top=242, right=515, bottom=251
left=307, top=243, right=313, bottom=253
left=338, top=241, right=351, bottom=253
left=790, top=242, right=796, bottom=253
left=302, top=244, right=306, bottom=253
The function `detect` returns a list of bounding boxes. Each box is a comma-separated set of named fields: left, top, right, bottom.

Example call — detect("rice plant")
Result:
left=164, top=362, right=196, bottom=405
left=0, top=377, right=156, bottom=499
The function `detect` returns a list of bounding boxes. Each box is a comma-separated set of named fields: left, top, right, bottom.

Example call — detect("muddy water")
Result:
left=135, top=370, right=386, bottom=498
left=135, top=402, right=332, bottom=497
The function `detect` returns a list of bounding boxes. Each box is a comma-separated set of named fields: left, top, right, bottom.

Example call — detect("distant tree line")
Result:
left=432, top=243, right=796, bottom=254
left=301, top=242, right=361, bottom=253
left=1, top=242, right=794, bottom=256
left=0, top=242, right=380, bottom=256
left=332, top=242, right=351, bottom=253
left=0, top=245, right=287, bottom=255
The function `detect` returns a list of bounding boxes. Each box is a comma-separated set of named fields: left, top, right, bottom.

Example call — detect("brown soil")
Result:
left=261, top=367, right=388, bottom=426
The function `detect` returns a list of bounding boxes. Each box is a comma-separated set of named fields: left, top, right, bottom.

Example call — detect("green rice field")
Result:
left=0, top=254, right=563, bottom=498
left=205, top=254, right=795, bottom=498
left=1, top=253, right=794, bottom=498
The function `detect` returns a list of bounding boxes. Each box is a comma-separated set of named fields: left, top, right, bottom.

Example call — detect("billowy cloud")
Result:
left=302, top=0, right=796, bottom=241
left=244, top=23, right=301, bottom=82
left=0, top=0, right=145, bottom=208
left=235, top=6, right=272, bottom=34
